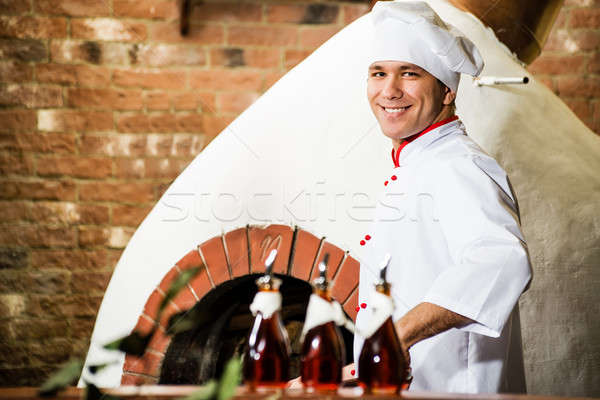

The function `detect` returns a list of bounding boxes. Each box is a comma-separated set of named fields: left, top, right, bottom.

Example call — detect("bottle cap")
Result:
left=375, top=253, right=391, bottom=294
left=312, top=253, right=330, bottom=291
left=256, top=249, right=282, bottom=290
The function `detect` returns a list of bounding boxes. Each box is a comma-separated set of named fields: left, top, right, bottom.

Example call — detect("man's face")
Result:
left=367, top=61, right=455, bottom=142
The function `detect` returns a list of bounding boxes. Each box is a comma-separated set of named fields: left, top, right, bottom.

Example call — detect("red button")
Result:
left=365, top=235, right=371, bottom=240
left=360, top=240, right=365, bottom=246
left=355, top=306, right=360, bottom=312
left=384, top=181, right=388, bottom=186
left=351, top=369, right=356, bottom=376
left=391, top=175, right=397, bottom=181
left=361, top=303, right=367, bottom=309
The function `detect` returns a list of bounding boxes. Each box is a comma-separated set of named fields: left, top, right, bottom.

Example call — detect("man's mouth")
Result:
left=382, top=105, right=411, bottom=113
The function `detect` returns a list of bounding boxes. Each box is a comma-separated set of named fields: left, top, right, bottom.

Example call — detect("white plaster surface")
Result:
left=81, top=0, right=600, bottom=395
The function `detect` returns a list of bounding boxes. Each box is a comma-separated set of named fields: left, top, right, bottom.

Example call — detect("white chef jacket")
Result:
left=353, top=118, right=532, bottom=393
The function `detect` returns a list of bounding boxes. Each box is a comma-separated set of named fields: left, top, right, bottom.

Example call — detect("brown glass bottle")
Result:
left=300, top=288, right=345, bottom=391
left=358, top=284, right=409, bottom=393
left=243, top=305, right=290, bottom=388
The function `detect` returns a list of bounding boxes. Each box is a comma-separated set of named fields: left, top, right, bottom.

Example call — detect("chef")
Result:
left=351, top=1, right=532, bottom=393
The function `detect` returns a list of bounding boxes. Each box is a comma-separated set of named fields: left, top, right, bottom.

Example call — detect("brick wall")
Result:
left=0, top=0, right=369, bottom=386
left=0, top=0, right=597, bottom=387
left=528, top=0, right=600, bottom=133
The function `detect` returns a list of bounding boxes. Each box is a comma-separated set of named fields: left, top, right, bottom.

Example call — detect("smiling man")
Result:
left=351, top=1, right=532, bottom=394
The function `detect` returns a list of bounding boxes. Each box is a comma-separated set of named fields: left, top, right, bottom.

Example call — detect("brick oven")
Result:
left=119, top=224, right=360, bottom=385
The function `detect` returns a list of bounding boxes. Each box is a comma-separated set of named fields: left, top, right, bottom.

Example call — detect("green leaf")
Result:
left=217, top=357, right=242, bottom=400
left=103, top=331, right=152, bottom=357
left=183, top=380, right=218, bottom=400
left=38, top=359, right=83, bottom=397
left=160, top=267, right=201, bottom=314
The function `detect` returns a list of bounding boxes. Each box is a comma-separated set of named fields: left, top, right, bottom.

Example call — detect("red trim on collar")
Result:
left=391, top=115, right=459, bottom=167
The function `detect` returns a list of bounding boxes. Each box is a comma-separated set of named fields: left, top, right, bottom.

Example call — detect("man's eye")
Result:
left=402, top=71, right=418, bottom=77
left=371, top=71, right=385, bottom=77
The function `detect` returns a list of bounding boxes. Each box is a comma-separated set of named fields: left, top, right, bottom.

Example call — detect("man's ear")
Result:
left=443, top=86, right=456, bottom=105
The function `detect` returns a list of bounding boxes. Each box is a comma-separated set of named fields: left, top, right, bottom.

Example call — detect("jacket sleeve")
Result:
left=421, top=154, right=532, bottom=338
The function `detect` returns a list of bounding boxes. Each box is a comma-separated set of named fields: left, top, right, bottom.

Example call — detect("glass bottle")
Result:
left=243, top=249, right=291, bottom=389
left=300, top=254, right=345, bottom=391
left=358, top=254, right=409, bottom=393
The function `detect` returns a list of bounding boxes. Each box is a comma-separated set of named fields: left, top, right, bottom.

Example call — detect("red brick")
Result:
left=0, top=16, right=67, bottom=39
left=1, top=133, right=75, bottom=153
left=216, top=91, right=259, bottom=114
left=569, top=8, right=600, bottom=28
left=114, top=0, right=178, bottom=19
left=0, top=0, right=31, bottom=14
left=71, top=271, right=111, bottom=293
left=116, top=113, right=150, bottom=133
left=78, top=226, right=108, bottom=247
left=0, top=110, right=37, bottom=133
left=68, top=88, right=143, bottom=110
left=210, top=47, right=281, bottom=69
left=142, top=288, right=165, bottom=321
left=0, top=179, right=76, bottom=201
left=72, top=19, right=147, bottom=42
left=266, top=4, right=306, bottom=24
left=79, top=134, right=148, bottom=157
left=113, top=69, right=187, bottom=90
left=158, top=266, right=185, bottom=295
left=0, top=225, right=76, bottom=247
left=134, top=43, right=205, bottom=68
left=35, top=0, right=110, bottom=17
left=36, top=155, right=112, bottom=179
left=79, top=181, right=155, bottom=203
left=121, top=372, right=158, bottom=386
left=0, top=62, right=33, bottom=83
left=199, top=236, right=230, bottom=285
left=228, top=25, right=297, bottom=47
left=30, top=249, right=107, bottom=270
left=0, top=85, right=62, bottom=108
left=172, top=133, right=204, bottom=156
left=38, top=110, right=113, bottom=132
left=149, top=22, right=225, bottom=44
left=115, top=157, right=188, bottom=179
left=0, top=201, right=28, bottom=223
left=342, top=4, right=369, bottom=25
left=267, top=4, right=339, bottom=24
left=331, top=255, right=360, bottom=304
left=145, top=92, right=170, bottom=110
left=289, top=229, right=321, bottom=280
left=171, top=285, right=198, bottom=311
left=0, top=38, right=47, bottom=62
left=263, top=71, right=285, bottom=91
left=299, top=26, right=340, bottom=49
left=36, top=64, right=110, bottom=86
left=188, top=268, right=212, bottom=300
left=112, top=204, right=151, bottom=226
left=0, top=152, right=34, bottom=175
left=224, top=227, right=249, bottom=278
left=50, top=40, right=103, bottom=64
left=310, top=241, right=346, bottom=281
left=190, top=2, right=262, bottom=23
left=284, top=49, right=312, bottom=69
left=343, top=286, right=358, bottom=321
left=564, top=98, right=593, bottom=121
left=557, top=76, right=600, bottom=97
left=248, top=225, right=294, bottom=275
left=201, top=115, right=234, bottom=143
left=29, top=202, right=108, bottom=224
left=175, top=113, right=203, bottom=133
left=190, top=69, right=262, bottom=91
left=175, top=249, right=203, bottom=271
left=147, top=327, right=171, bottom=353
left=149, top=113, right=178, bottom=133
left=528, top=54, right=585, bottom=75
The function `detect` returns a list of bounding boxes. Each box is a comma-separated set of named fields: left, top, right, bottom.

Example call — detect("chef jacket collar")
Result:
left=391, top=115, right=461, bottom=168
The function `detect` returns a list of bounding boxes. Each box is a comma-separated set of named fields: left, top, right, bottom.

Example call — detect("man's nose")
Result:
left=381, top=76, right=403, bottom=99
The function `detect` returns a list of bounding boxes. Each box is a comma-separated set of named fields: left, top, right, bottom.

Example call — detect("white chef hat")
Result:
left=369, top=1, right=484, bottom=92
